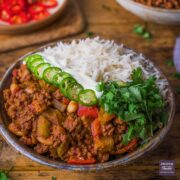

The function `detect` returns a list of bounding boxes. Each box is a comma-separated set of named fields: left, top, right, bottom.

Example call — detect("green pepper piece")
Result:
left=78, top=89, right=97, bottom=106
left=43, top=67, right=62, bottom=84
left=59, top=77, right=77, bottom=97
left=67, top=82, right=83, bottom=101
left=34, top=63, right=51, bottom=79
left=52, top=72, right=72, bottom=87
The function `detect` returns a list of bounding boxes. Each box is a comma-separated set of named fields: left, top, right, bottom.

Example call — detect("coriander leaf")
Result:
left=131, top=67, right=143, bottom=84
left=99, top=67, right=166, bottom=145
left=86, top=32, right=94, bottom=37
left=134, top=24, right=145, bottom=35
left=96, top=82, right=105, bottom=92
left=0, top=170, right=9, bottom=180
left=129, top=86, right=142, bottom=101
left=143, top=32, right=151, bottom=39
left=123, top=112, right=145, bottom=121
left=52, top=176, right=57, bottom=180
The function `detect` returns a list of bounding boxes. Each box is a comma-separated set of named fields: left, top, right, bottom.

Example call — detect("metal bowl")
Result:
left=0, top=41, right=176, bottom=171
left=116, top=0, right=180, bottom=25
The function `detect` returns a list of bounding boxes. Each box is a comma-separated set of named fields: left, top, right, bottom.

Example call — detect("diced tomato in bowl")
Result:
left=0, top=0, right=58, bottom=25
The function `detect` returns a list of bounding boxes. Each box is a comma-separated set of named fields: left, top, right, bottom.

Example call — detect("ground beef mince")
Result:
left=3, top=64, right=138, bottom=164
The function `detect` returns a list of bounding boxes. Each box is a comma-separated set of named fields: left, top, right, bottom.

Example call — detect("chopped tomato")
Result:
left=67, top=158, right=96, bottom=165
left=9, top=12, right=29, bottom=24
left=91, top=118, right=102, bottom=138
left=77, top=106, right=98, bottom=119
left=39, top=0, right=58, bottom=8
left=29, top=3, right=45, bottom=14
left=11, top=4, right=23, bottom=14
left=0, top=8, right=11, bottom=22
left=32, top=10, right=49, bottom=21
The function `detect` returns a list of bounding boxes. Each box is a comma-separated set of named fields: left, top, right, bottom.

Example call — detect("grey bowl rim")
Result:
left=118, top=0, right=180, bottom=13
left=0, top=39, right=176, bottom=171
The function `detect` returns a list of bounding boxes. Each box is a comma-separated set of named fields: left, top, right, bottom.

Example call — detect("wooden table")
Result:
left=0, top=0, right=180, bottom=179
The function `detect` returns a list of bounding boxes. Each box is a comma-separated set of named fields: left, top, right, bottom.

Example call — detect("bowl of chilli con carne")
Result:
left=116, top=0, right=180, bottom=25
left=0, top=38, right=175, bottom=170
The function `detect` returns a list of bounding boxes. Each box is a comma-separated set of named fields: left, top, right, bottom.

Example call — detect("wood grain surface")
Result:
left=0, top=0, right=85, bottom=53
left=0, top=0, right=180, bottom=179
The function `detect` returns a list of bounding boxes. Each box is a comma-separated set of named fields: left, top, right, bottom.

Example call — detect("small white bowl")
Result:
left=116, top=0, right=180, bottom=25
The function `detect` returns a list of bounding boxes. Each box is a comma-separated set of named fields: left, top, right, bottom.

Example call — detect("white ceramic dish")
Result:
left=116, top=0, right=180, bottom=25
left=0, top=0, right=68, bottom=34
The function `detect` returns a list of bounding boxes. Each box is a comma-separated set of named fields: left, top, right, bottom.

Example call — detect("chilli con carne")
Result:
left=2, top=53, right=167, bottom=164
left=3, top=64, right=138, bottom=164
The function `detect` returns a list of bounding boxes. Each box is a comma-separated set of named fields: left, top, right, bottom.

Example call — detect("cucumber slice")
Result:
left=59, top=77, right=77, bottom=97
left=43, top=67, right=62, bottom=84
left=34, top=63, right=51, bottom=79
left=28, top=58, right=44, bottom=72
left=67, top=83, right=83, bottom=101
left=78, top=89, right=97, bottom=106
left=52, top=72, right=72, bottom=87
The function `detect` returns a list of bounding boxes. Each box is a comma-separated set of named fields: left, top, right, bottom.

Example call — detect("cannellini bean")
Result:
left=8, top=123, right=23, bottom=136
left=67, top=101, right=78, bottom=113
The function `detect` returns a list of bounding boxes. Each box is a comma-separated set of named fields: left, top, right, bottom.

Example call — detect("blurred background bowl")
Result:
left=0, top=0, right=68, bottom=34
left=116, top=0, right=180, bottom=25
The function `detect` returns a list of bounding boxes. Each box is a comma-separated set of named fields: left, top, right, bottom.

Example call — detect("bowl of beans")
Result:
left=116, top=0, right=180, bottom=25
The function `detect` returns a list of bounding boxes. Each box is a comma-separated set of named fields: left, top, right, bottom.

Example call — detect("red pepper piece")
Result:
left=77, top=106, right=98, bottom=119
left=39, top=0, right=58, bottom=8
left=67, top=158, right=96, bottom=165
left=9, top=12, right=29, bottom=24
left=112, top=139, right=138, bottom=155
left=91, top=118, right=102, bottom=138
left=32, top=10, right=49, bottom=20
left=29, top=3, right=45, bottom=14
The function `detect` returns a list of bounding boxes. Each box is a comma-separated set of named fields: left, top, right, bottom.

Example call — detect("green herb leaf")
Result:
left=143, top=32, right=151, bottom=39
left=0, top=170, right=10, bottom=180
left=133, top=24, right=152, bottom=40
left=86, top=32, right=94, bottom=37
left=52, top=176, right=57, bottom=180
left=134, top=24, right=145, bottom=35
left=99, top=68, right=165, bottom=144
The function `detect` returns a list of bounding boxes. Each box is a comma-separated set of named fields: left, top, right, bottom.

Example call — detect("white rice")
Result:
left=39, top=37, right=168, bottom=97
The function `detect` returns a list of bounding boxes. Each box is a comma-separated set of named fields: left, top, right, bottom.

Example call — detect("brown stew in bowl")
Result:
left=3, top=64, right=138, bottom=164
